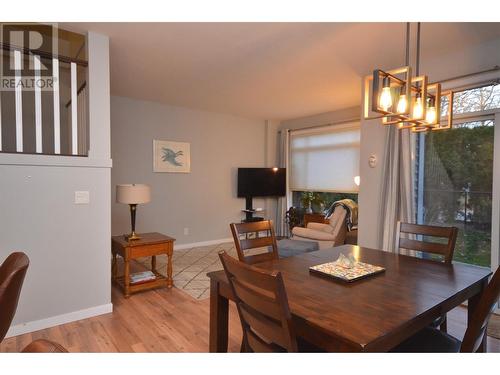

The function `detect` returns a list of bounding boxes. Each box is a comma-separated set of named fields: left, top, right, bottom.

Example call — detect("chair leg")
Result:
left=440, top=316, right=448, bottom=333
left=240, top=334, right=249, bottom=352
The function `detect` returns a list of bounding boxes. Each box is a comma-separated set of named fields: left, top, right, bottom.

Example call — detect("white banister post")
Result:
left=70, top=62, right=78, bottom=155
left=34, top=55, right=43, bottom=153
left=52, top=58, right=60, bottom=154
left=14, top=50, right=23, bottom=152
left=87, top=32, right=110, bottom=160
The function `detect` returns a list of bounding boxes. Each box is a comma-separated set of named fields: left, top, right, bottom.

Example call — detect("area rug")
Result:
left=135, top=242, right=269, bottom=300
left=487, top=313, right=500, bottom=339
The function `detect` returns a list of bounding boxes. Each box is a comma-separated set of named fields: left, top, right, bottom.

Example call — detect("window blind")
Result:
left=290, top=122, right=360, bottom=192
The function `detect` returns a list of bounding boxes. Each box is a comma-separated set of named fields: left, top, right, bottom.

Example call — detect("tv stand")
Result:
left=242, top=196, right=264, bottom=223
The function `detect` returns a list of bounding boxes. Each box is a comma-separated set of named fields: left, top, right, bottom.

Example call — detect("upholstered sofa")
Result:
left=291, top=206, right=349, bottom=249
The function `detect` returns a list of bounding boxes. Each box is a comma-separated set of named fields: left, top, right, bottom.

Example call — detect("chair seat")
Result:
left=391, top=326, right=461, bottom=353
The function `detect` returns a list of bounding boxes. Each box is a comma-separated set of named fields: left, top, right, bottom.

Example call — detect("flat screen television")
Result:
left=237, top=168, right=286, bottom=198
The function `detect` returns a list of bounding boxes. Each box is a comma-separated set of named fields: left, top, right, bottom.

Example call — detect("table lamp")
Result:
left=116, top=184, right=151, bottom=241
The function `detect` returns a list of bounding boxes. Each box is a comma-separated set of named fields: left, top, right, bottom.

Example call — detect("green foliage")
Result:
left=295, top=191, right=358, bottom=214
left=453, top=228, right=491, bottom=267
left=300, top=192, right=324, bottom=212
left=422, top=123, right=493, bottom=267
left=425, top=125, right=493, bottom=193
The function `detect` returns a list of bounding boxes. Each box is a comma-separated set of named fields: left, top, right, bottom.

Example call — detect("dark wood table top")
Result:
left=111, top=232, right=175, bottom=247
left=208, top=244, right=491, bottom=351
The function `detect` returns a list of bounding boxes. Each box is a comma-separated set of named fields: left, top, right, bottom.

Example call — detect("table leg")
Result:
left=209, top=278, right=229, bottom=352
left=151, top=255, right=157, bottom=273
left=124, top=257, right=130, bottom=298
left=111, top=252, right=117, bottom=280
left=166, top=250, right=173, bottom=288
left=468, top=278, right=488, bottom=352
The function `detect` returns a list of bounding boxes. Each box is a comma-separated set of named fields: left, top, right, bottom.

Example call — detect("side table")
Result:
left=111, top=232, right=175, bottom=298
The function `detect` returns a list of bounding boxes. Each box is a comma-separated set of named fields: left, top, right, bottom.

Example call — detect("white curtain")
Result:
left=276, top=129, right=290, bottom=237
left=380, top=126, right=416, bottom=253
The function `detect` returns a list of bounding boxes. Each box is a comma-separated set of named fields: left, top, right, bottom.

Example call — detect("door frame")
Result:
left=492, top=113, right=500, bottom=312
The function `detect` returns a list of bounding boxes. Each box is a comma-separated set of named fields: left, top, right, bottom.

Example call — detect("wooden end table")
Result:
left=111, top=232, right=175, bottom=298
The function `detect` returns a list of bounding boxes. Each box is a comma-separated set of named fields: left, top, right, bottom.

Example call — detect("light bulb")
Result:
left=396, top=86, right=407, bottom=113
left=413, top=95, right=423, bottom=119
left=379, top=76, right=392, bottom=111
left=354, top=176, right=360, bottom=186
left=397, top=94, right=407, bottom=113
left=426, top=106, right=436, bottom=124
left=425, top=97, right=437, bottom=124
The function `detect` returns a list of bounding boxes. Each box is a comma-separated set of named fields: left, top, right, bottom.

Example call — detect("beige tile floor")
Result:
left=136, top=242, right=268, bottom=300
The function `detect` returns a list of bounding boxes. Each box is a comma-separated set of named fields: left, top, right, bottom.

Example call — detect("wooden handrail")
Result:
left=0, top=42, right=88, bottom=67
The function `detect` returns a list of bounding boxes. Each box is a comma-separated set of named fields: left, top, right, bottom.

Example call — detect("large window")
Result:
left=290, top=122, right=360, bottom=213
left=416, top=84, right=500, bottom=267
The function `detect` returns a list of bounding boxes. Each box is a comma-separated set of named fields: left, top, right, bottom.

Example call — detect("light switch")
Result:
left=75, top=191, right=90, bottom=204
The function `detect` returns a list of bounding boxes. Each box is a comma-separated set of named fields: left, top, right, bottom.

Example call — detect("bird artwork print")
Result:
left=161, top=147, right=184, bottom=166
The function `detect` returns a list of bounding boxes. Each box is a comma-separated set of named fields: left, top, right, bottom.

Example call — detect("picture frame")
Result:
left=153, top=140, right=191, bottom=173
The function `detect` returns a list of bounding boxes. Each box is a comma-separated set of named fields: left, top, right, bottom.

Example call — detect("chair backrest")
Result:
left=461, top=267, right=500, bottom=352
left=395, top=222, right=458, bottom=264
left=0, top=252, right=29, bottom=342
left=230, top=220, right=279, bottom=265
left=218, top=251, right=297, bottom=352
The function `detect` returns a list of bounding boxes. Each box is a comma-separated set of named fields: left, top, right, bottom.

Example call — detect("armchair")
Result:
left=291, top=205, right=348, bottom=249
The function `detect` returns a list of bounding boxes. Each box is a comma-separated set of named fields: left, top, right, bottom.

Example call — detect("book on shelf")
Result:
left=130, top=271, right=156, bottom=284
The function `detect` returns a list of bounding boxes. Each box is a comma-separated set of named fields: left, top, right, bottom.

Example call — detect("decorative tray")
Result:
left=309, top=260, right=385, bottom=282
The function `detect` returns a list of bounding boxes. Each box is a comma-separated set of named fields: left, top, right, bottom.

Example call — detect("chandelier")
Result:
left=364, top=23, right=453, bottom=132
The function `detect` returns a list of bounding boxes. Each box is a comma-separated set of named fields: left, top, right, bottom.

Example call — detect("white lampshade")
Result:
left=116, top=184, right=151, bottom=204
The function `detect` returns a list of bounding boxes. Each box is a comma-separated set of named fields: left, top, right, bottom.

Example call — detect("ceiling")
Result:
left=62, top=22, right=500, bottom=120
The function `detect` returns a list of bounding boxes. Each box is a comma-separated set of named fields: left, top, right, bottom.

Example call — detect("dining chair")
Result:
left=396, top=222, right=458, bottom=333
left=230, top=220, right=279, bottom=265
left=395, top=222, right=458, bottom=264
left=0, top=252, right=30, bottom=343
left=391, top=265, right=500, bottom=352
left=22, top=339, right=68, bottom=353
left=218, top=250, right=298, bottom=352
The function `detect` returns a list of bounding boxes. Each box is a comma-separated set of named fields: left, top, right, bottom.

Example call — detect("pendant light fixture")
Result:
left=364, top=23, right=453, bottom=131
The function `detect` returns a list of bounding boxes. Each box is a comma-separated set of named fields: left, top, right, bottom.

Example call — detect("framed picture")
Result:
left=153, top=140, right=191, bottom=173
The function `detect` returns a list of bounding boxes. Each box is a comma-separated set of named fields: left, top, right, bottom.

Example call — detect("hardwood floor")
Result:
left=1, top=284, right=499, bottom=352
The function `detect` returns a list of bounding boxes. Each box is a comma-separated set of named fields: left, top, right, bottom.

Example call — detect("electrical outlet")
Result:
left=74, top=191, right=90, bottom=204
left=183, top=228, right=189, bottom=236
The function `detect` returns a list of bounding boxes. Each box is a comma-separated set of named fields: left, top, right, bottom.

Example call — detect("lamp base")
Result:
left=125, top=231, right=141, bottom=241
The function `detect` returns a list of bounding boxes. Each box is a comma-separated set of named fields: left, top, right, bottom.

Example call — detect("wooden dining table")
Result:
left=207, top=244, right=492, bottom=352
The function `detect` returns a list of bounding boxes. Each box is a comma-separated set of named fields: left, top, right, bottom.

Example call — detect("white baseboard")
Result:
left=6, top=303, right=113, bottom=338
left=174, top=237, right=233, bottom=250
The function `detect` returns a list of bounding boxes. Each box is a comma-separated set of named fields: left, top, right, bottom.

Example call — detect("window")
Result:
left=291, top=191, right=358, bottom=214
left=441, top=84, right=500, bottom=116
left=415, top=84, right=500, bottom=267
left=290, top=122, right=360, bottom=213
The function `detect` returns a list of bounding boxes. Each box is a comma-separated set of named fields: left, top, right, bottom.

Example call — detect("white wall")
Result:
left=111, top=96, right=268, bottom=246
left=0, top=32, right=112, bottom=337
